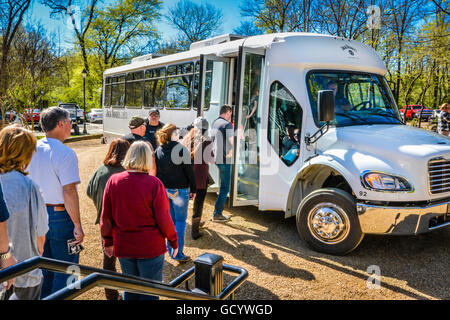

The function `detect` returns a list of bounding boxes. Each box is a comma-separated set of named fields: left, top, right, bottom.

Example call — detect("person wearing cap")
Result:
left=182, top=117, right=213, bottom=240
left=145, top=108, right=165, bottom=150
left=122, top=116, right=147, bottom=145
left=122, top=116, right=157, bottom=176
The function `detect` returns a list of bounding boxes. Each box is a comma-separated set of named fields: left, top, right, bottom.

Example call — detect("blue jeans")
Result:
left=40, top=208, right=79, bottom=299
left=166, top=188, right=189, bottom=260
left=214, top=164, right=232, bottom=216
left=118, top=255, right=164, bottom=300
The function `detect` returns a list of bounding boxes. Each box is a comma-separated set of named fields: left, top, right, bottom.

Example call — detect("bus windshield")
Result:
left=307, top=72, right=402, bottom=127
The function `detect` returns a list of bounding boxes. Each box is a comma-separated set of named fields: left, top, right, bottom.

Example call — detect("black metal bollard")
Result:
left=193, top=253, right=224, bottom=296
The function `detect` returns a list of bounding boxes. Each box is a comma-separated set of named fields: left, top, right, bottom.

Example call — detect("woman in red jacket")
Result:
left=100, top=141, right=178, bottom=300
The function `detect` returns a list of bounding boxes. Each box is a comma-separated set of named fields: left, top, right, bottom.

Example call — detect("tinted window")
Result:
left=268, top=81, right=303, bottom=166
left=307, top=72, right=401, bottom=127
left=144, top=79, right=165, bottom=109
left=166, top=76, right=192, bottom=109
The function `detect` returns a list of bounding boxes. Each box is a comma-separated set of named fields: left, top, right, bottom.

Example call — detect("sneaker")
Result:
left=212, top=214, right=230, bottom=222
left=174, top=255, right=191, bottom=263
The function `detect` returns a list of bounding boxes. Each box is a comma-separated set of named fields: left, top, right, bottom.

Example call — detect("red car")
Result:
left=23, top=109, right=40, bottom=123
left=399, top=105, right=433, bottom=121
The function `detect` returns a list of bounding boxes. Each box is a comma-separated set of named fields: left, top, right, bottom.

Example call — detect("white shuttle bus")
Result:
left=102, top=33, right=450, bottom=255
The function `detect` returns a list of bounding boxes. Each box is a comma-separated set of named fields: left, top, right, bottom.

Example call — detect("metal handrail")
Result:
left=0, top=256, right=248, bottom=300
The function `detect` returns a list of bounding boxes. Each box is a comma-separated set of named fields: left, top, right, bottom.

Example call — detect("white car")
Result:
left=87, top=109, right=103, bottom=123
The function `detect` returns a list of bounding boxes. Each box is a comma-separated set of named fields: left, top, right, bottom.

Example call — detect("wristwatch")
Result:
left=0, top=247, right=12, bottom=260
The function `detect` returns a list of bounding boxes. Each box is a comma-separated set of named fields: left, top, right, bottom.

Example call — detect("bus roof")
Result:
left=104, top=32, right=386, bottom=77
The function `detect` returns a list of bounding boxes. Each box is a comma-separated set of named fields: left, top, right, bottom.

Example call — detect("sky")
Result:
left=27, top=0, right=244, bottom=51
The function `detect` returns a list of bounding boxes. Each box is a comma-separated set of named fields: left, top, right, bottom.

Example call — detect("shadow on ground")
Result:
left=181, top=194, right=449, bottom=300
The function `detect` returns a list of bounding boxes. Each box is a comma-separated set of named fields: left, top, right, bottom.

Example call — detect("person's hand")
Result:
left=189, top=193, right=196, bottom=200
left=1, top=255, right=17, bottom=289
left=171, top=248, right=178, bottom=259
left=72, top=224, right=84, bottom=245
left=104, top=246, right=114, bottom=258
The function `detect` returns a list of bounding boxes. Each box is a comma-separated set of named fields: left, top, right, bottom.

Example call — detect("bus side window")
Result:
left=104, top=77, right=111, bottom=107
left=166, top=62, right=194, bottom=110
left=144, top=67, right=166, bottom=109
left=267, top=81, right=303, bottom=166
left=111, top=75, right=126, bottom=108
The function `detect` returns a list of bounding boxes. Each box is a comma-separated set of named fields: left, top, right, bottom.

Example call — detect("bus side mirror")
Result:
left=318, top=90, right=335, bottom=122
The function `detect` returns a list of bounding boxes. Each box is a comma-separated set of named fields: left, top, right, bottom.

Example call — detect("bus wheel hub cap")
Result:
left=311, top=207, right=345, bottom=240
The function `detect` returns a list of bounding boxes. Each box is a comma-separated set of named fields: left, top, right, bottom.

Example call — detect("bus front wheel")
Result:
left=296, top=188, right=364, bottom=255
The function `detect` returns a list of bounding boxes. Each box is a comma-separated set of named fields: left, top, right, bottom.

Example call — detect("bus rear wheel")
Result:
left=296, top=188, right=364, bottom=255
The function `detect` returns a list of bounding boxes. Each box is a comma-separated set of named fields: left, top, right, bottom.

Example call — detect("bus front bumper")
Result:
left=356, top=200, right=450, bottom=235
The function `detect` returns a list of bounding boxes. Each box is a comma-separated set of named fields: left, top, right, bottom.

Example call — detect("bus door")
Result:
left=198, top=54, right=232, bottom=190
left=198, top=54, right=231, bottom=119
left=231, top=46, right=265, bottom=206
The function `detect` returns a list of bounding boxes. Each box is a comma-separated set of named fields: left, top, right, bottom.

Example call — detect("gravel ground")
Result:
left=71, top=139, right=449, bottom=300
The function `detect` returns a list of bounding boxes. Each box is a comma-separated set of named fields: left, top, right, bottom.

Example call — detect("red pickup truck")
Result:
left=399, top=105, right=433, bottom=121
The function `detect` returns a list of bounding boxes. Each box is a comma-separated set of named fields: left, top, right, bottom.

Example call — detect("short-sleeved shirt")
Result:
left=0, top=181, right=9, bottom=222
left=0, top=171, right=49, bottom=288
left=211, top=117, right=234, bottom=164
left=145, top=121, right=164, bottom=150
left=28, top=137, right=80, bottom=204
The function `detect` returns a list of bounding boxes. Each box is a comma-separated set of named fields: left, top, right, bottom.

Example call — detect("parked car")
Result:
left=23, top=109, right=41, bottom=123
left=58, top=103, right=84, bottom=123
left=53, top=104, right=81, bottom=135
left=87, top=108, right=103, bottom=123
left=399, top=105, right=433, bottom=121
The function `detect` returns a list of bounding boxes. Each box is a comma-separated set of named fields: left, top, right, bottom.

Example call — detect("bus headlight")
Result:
left=361, top=171, right=413, bottom=192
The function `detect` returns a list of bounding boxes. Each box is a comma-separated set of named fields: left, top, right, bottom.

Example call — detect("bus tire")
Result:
left=296, top=188, right=364, bottom=255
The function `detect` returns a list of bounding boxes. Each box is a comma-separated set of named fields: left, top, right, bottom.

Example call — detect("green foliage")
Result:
left=47, top=52, right=102, bottom=111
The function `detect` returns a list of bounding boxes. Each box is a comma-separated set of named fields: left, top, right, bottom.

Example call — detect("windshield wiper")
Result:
left=335, top=112, right=371, bottom=125
left=367, top=109, right=402, bottom=123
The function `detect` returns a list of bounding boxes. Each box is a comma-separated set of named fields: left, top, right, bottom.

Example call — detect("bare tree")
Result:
left=42, top=0, right=100, bottom=75
left=233, top=21, right=264, bottom=36
left=166, top=0, right=223, bottom=49
left=385, top=0, right=426, bottom=104
left=313, top=0, right=368, bottom=39
left=240, top=0, right=316, bottom=33
left=87, top=0, right=160, bottom=71
left=0, top=0, right=32, bottom=122
left=430, top=0, right=450, bottom=15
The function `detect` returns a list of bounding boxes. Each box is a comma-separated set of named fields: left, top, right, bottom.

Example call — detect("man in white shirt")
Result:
left=28, top=106, right=84, bottom=298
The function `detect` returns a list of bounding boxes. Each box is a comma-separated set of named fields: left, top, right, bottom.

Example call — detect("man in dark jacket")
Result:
left=122, top=116, right=147, bottom=145
left=145, top=108, right=165, bottom=150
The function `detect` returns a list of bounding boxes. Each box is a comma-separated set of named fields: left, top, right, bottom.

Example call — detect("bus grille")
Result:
left=428, top=158, right=450, bottom=194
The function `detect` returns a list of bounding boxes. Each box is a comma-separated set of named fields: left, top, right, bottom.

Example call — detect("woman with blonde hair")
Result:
left=101, top=141, right=177, bottom=300
left=0, top=125, right=48, bottom=300
left=155, top=124, right=196, bottom=262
